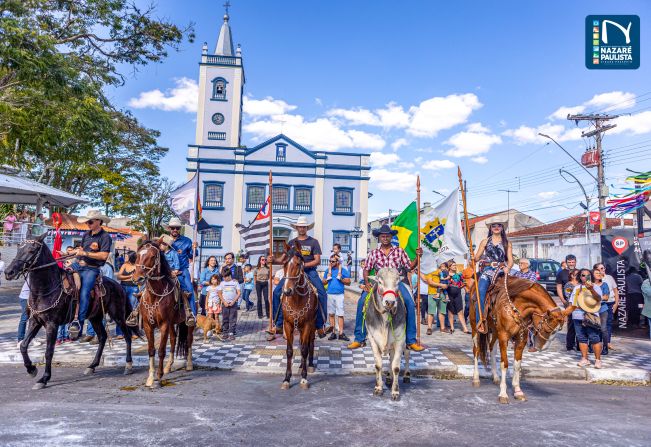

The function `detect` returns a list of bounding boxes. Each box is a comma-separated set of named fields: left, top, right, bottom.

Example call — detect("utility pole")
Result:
left=567, top=113, right=618, bottom=232
left=498, top=188, right=518, bottom=226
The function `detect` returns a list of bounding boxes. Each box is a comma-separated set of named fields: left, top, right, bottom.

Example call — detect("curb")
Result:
left=4, top=353, right=648, bottom=384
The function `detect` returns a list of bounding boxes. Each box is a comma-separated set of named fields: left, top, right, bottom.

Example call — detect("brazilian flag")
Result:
left=391, top=201, right=418, bottom=260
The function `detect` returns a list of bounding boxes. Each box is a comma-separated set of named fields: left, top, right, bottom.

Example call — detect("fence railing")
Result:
left=1, top=220, right=53, bottom=246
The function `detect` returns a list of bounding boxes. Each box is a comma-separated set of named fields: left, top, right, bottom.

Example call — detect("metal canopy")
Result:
left=0, top=172, right=87, bottom=208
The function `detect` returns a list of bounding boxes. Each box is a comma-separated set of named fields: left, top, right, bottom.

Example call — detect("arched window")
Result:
left=211, top=77, right=228, bottom=100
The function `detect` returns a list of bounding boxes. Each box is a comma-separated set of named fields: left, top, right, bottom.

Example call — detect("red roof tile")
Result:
left=508, top=215, right=633, bottom=238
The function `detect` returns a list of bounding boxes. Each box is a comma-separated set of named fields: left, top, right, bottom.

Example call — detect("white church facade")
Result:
left=187, top=11, right=370, bottom=261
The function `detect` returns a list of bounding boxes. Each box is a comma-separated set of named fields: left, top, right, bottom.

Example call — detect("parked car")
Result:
left=527, top=258, right=562, bottom=293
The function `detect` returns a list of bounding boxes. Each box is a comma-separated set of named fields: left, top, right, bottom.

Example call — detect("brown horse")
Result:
left=280, top=240, right=318, bottom=390
left=463, top=268, right=574, bottom=403
left=133, top=240, right=194, bottom=388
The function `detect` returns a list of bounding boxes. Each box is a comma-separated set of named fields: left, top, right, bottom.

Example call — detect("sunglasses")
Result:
left=490, top=224, right=503, bottom=228
left=330, top=260, right=338, bottom=263
left=169, top=227, right=181, bottom=230
left=86, top=219, right=96, bottom=224
left=580, top=274, right=590, bottom=278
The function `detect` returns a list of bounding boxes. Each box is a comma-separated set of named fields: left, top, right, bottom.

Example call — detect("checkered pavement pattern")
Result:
left=459, top=347, right=651, bottom=371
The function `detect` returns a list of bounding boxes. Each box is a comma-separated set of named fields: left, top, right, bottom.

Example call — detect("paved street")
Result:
left=0, top=364, right=649, bottom=447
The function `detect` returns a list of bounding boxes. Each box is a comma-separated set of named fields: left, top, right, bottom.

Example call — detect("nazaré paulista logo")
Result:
left=586, top=15, right=640, bottom=69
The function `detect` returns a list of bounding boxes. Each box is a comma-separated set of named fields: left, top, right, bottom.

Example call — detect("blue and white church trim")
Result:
left=186, top=11, right=370, bottom=262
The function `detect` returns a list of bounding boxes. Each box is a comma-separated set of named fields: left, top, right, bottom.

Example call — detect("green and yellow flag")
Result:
left=391, top=201, right=418, bottom=260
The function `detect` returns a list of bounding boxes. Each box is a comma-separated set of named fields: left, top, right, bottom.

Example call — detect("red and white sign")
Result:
left=611, top=236, right=629, bottom=255
left=589, top=211, right=601, bottom=226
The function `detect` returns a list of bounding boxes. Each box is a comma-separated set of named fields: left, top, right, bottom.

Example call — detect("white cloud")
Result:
left=422, top=159, right=455, bottom=170
left=128, top=77, right=198, bottom=113
left=376, top=103, right=410, bottom=128
left=472, top=156, right=488, bottom=164
left=399, top=161, right=415, bottom=168
left=370, top=168, right=417, bottom=192
left=391, top=138, right=409, bottom=151
left=611, top=111, right=651, bottom=135
left=503, top=123, right=582, bottom=145
left=585, top=91, right=636, bottom=110
left=370, top=152, right=400, bottom=167
left=538, top=191, right=559, bottom=200
left=444, top=123, right=502, bottom=157
left=243, top=114, right=385, bottom=151
left=243, top=96, right=297, bottom=116
left=327, top=107, right=381, bottom=126
left=548, top=105, right=586, bottom=121
left=408, top=93, right=482, bottom=137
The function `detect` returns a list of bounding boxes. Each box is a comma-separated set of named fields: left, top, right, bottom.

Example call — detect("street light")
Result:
left=559, top=168, right=592, bottom=265
left=350, top=227, right=364, bottom=281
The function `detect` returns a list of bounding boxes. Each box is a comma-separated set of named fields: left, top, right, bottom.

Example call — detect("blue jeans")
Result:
left=76, top=266, right=100, bottom=333
left=477, top=271, right=492, bottom=323
left=573, top=320, right=601, bottom=345
left=17, top=299, right=28, bottom=341
left=606, top=302, right=615, bottom=342
left=353, top=281, right=417, bottom=345
left=116, top=285, right=139, bottom=336
left=242, top=288, right=254, bottom=308
left=57, top=325, right=68, bottom=341
left=178, top=268, right=196, bottom=315
left=272, top=268, right=328, bottom=329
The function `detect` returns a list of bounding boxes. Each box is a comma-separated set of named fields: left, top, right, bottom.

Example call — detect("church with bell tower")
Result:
left=187, top=5, right=370, bottom=263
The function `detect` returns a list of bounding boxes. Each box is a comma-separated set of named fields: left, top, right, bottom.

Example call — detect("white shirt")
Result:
left=0, top=260, right=5, bottom=285
left=570, top=284, right=602, bottom=320
left=19, top=280, right=30, bottom=300
left=602, top=274, right=618, bottom=303
left=274, top=268, right=285, bottom=281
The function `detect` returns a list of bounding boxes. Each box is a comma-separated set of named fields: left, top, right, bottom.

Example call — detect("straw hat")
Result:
left=165, top=217, right=183, bottom=228
left=290, top=216, right=314, bottom=230
left=576, top=286, right=601, bottom=313
left=160, top=234, right=175, bottom=247
left=484, top=215, right=509, bottom=231
left=77, top=209, right=111, bottom=225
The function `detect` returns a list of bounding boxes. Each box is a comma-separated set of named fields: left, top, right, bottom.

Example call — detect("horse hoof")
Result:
left=281, top=381, right=290, bottom=390
left=514, top=392, right=527, bottom=402
left=83, top=367, right=95, bottom=376
left=27, top=367, right=38, bottom=378
left=32, top=382, right=46, bottom=390
left=300, top=380, right=309, bottom=390
left=145, top=379, right=154, bottom=388
left=391, top=393, right=400, bottom=401
left=499, top=396, right=510, bottom=404
left=492, top=378, right=500, bottom=386
left=123, top=367, right=133, bottom=376
left=403, top=376, right=411, bottom=384
left=307, top=366, right=315, bottom=373
left=373, top=387, right=383, bottom=396
left=185, top=364, right=193, bottom=372
left=163, top=366, right=171, bottom=374
left=472, top=380, right=481, bottom=388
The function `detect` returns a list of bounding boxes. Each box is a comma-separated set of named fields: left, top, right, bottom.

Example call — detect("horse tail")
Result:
left=176, top=323, right=188, bottom=358
left=478, top=331, right=489, bottom=367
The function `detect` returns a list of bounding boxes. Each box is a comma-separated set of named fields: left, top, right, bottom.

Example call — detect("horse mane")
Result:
left=138, top=240, right=173, bottom=277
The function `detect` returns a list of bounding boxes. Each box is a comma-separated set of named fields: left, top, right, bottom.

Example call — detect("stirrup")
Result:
left=126, top=311, right=139, bottom=327
left=68, top=320, right=81, bottom=339
left=185, top=314, right=196, bottom=327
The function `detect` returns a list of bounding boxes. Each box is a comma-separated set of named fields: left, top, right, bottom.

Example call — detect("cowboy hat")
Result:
left=166, top=217, right=184, bottom=228
left=484, top=215, right=509, bottom=231
left=77, top=209, right=111, bottom=225
left=160, top=234, right=175, bottom=247
left=290, top=216, right=314, bottom=230
left=576, top=286, right=601, bottom=314
left=372, top=224, right=398, bottom=238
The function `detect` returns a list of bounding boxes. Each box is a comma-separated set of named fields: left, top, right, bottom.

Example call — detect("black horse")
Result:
left=4, top=233, right=135, bottom=389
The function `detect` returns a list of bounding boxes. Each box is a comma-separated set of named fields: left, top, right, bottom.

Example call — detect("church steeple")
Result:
left=215, top=2, right=235, bottom=56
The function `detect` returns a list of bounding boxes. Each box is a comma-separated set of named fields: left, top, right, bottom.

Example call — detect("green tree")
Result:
left=0, top=0, right=194, bottom=213
left=115, top=176, right=176, bottom=239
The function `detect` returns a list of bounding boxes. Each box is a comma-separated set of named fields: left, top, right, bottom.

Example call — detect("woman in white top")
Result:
left=570, top=269, right=605, bottom=369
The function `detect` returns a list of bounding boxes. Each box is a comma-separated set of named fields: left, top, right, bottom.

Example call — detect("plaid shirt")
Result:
left=511, top=269, right=537, bottom=282
left=365, top=246, right=411, bottom=273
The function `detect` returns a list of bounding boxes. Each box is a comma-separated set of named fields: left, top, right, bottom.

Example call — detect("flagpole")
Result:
left=416, top=176, right=422, bottom=345
left=458, top=167, right=484, bottom=329
left=268, top=170, right=274, bottom=332
left=193, top=160, right=200, bottom=287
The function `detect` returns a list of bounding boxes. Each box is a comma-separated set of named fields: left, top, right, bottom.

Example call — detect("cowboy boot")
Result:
left=126, top=307, right=140, bottom=327
left=182, top=292, right=196, bottom=327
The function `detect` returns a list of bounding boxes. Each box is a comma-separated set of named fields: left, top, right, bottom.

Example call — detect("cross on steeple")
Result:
left=223, top=1, right=231, bottom=15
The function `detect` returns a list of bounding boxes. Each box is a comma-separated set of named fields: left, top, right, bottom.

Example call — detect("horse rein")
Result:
left=135, top=243, right=164, bottom=281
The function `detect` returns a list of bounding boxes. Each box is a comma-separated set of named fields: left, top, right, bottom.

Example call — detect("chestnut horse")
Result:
left=463, top=268, right=573, bottom=403
left=280, top=240, right=318, bottom=390
left=133, top=240, right=194, bottom=388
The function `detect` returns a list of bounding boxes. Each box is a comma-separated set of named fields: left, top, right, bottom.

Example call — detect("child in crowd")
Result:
left=219, top=267, right=241, bottom=341
left=206, top=274, right=222, bottom=323
left=160, top=235, right=181, bottom=276
left=243, top=264, right=255, bottom=312
left=439, top=262, right=450, bottom=302
left=331, top=243, right=343, bottom=281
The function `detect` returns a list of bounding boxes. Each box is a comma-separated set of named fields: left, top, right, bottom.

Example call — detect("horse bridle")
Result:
left=136, top=243, right=164, bottom=281
left=13, top=239, right=46, bottom=279
left=530, top=307, right=562, bottom=341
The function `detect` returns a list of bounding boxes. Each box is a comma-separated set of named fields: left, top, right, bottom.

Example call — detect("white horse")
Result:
left=365, top=268, right=411, bottom=401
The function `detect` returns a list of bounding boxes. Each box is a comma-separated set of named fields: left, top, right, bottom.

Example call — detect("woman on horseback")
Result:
left=473, top=216, right=514, bottom=329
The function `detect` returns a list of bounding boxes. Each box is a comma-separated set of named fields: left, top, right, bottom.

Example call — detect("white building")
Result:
left=186, top=11, right=370, bottom=261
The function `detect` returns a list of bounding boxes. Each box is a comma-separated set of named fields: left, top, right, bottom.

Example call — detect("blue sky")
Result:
left=112, top=0, right=651, bottom=222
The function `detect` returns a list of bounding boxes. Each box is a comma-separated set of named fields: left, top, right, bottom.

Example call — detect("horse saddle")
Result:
left=62, top=271, right=106, bottom=301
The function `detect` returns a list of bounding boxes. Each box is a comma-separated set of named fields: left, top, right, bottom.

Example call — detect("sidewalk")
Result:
left=1, top=284, right=650, bottom=384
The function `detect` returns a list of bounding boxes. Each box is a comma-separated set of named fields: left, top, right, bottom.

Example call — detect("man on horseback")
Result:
left=267, top=216, right=330, bottom=341
left=473, top=216, right=514, bottom=332
left=67, top=210, right=112, bottom=339
left=347, top=224, right=425, bottom=352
